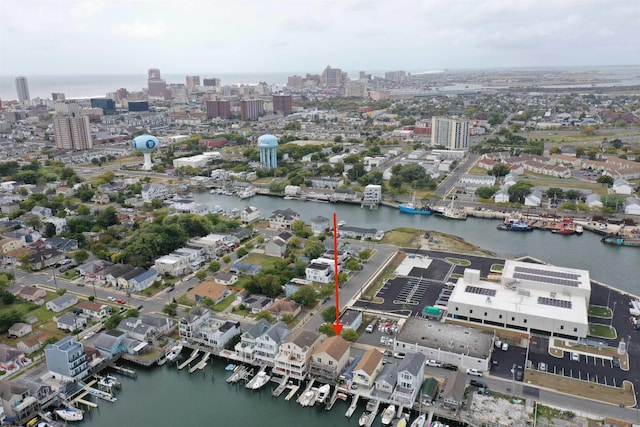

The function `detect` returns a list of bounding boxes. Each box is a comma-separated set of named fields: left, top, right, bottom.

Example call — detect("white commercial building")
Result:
left=447, top=260, right=591, bottom=339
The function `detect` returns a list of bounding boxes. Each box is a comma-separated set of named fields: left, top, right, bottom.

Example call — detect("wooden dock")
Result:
left=344, top=394, right=359, bottom=418
left=188, top=352, right=210, bottom=374
left=365, top=400, right=380, bottom=427
left=110, top=364, right=137, bottom=378
left=226, top=365, right=252, bottom=383
left=271, top=375, right=289, bottom=397
left=325, top=385, right=340, bottom=410
left=284, top=383, right=300, bottom=401
left=178, top=349, right=200, bottom=370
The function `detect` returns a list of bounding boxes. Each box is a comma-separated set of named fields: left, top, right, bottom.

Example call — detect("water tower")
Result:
left=132, top=134, right=159, bottom=170
left=257, top=134, right=278, bottom=169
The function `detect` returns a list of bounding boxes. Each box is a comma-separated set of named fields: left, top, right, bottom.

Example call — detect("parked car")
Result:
left=612, top=357, right=620, bottom=368
left=442, top=363, right=458, bottom=371
left=469, top=379, right=487, bottom=388
left=107, top=296, right=116, bottom=301
left=425, top=360, right=442, bottom=367
left=515, top=369, right=524, bottom=381
left=538, top=362, right=547, bottom=372
left=501, top=342, right=509, bottom=351
left=116, top=298, right=126, bottom=304
left=393, top=352, right=406, bottom=359
left=365, top=324, right=374, bottom=333
left=466, top=368, right=483, bottom=377
left=571, top=352, right=579, bottom=362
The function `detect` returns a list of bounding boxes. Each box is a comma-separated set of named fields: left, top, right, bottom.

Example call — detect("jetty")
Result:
left=189, top=352, right=211, bottom=374
left=271, top=375, right=289, bottom=397
left=344, top=394, right=359, bottom=418
left=178, top=349, right=200, bottom=370
left=325, top=385, right=340, bottom=410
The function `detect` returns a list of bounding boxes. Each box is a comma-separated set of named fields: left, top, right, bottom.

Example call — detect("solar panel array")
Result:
left=513, top=266, right=580, bottom=287
left=537, top=297, right=572, bottom=309
left=465, top=286, right=497, bottom=297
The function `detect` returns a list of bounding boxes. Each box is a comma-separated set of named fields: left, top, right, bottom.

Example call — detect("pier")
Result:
left=271, top=375, right=289, bottom=397
left=188, top=352, right=210, bottom=374
left=178, top=349, right=200, bottom=370
left=364, top=400, right=380, bottom=427
left=344, top=394, right=359, bottom=418
left=110, top=364, right=137, bottom=378
left=284, top=382, right=300, bottom=401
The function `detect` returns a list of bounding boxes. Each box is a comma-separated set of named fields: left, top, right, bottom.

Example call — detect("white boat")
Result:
left=165, top=343, right=183, bottom=362
left=55, top=407, right=83, bottom=422
left=410, top=414, right=426, bottom=427
left=246, top=371, right=272, bottom=390
left=358, top=411, right=370, bottom=426
left=315, top=384, right=330, bottom=403
left=575, top=224, right=584, bottom=234
left=381, top=404, right=395, bottom=425
left=395, top=418, right=407, bottom=427
left=436, top=195, right=467, bottom=220
left=297, top=390, right=316, bottom=406
left=238, top=187, right=256, bottom=199
left=337, top=220, right=346, bottom=227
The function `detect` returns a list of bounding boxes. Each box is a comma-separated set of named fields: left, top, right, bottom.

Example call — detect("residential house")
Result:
left=0, top=380, right=38, bottom=425
left=92, top=193, right=110, bottom=204
left=42, top=217, right=67, bottom=234
left=56, top=312, right=87, bottom=331
left=31, top=206, right=52, bottom=219
left=392, top=352, right=426, bottom=405
left=120, top=268, right=158, bottom=292
left=154, top=254, right=190, bottom=277
left=193, top=318, right=241, bottom=349
left=14, top=377, right=53, bottom=404
left=352, top=348, right=384, bottom=388
left=0, top=344, right=28, bottom=372
left=76, top=300, right=110, bottom=319
left=243, top=294, right=274, bottom=314
left=179, top=306, right=210, bottom=340
left=268, top=208, right=301, bottom=230
left=44, top=336, right=88, bottom=381
left=8, top=323, right=32, bottom=338
left=18, top=287, right=47, bottom=303
left=141, top=183, right=169, bottom=202
left=524, top=189, right=542, bottom=207
left=267, top=299, right=302, bottom=322
left=273, top=329, right=324, bottom=381
left=310, top=177, right=344, bottom=189
left=186, top=281, right=232, bottom=305
left=420, top=377, right=440, bottom=405
left=139, top=313, right=174, bottom=336
left=116, top=317, right=158, bottom=342
left=77, top=259, right=113, bottom=280
left=254, top=321, right=291, bottom=366
left=309, top=335, right=351, bottom=382
left=30, top=248, right=64, bottom=270
left=339, top=309, right=363, bottom=331
left=625, top=198, right=640, bottom=215
left=338, top=226, right=384, bottom=240
left=45, top=293, right=78, bottom=312
left=44, top=236, right=77, bottom=252
left=264, top=231, right=293, bottom=258
left=586, top=193, right=603, bottom=209
left=103, top=264, right=136, bottom=287
left=310, top=216, right=330, bottom=235
left=213, top=272, right=238, bottom=286
left=305, top=262, right=333, bottom=284
left=235, top=319, right=271, bottom=363
left=362, top=184, right=382, bottom=204
left=240, top=206, right=261, bottom=224
left=374, top=362, right=398, bottom=397
left=17, top=334, right=45, bottom=355
left=493, top=188, right=510, bottom=203
left=613, top=178, right=634, bottom=195
left=0, top=237, right=22, bottom=254
left=457, top=174, right=496, bottom=193
left=440, top=371, right=467, bottom=410
left=93, top=330, right=127, bottom=358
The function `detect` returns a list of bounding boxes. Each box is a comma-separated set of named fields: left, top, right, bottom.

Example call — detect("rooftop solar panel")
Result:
left=465, top=286, right=497, bottom=297
left=513, top=272, right=579, bottom=287
left=514, top=266, right=580, bottom=281
left=537, top=297, right=572, bottom=309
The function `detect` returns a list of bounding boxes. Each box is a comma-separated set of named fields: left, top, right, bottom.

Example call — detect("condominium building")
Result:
left=205, top=100, right=232, bottom=120
left=15, top=76, right=30, bottom=103
left=272, top=94, right=292, bottom=115
left=431, top=117, right=469, bottom=150
left=45, top=336, right=88, bottom=381
left=186, top=75, right=200, bottom=88
left=148, top=68, right=168, bottom=98
left=240, top=99, right=264, bottom=121
left=321, top=66, right=343, bottom=87
left=53, top=114, right=93, bottom=151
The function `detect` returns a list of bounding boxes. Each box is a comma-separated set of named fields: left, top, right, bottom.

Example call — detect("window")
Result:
left=455, top=307, right=459, bottom=311
left=523, top=319, right=527, bottom=324
left=328, top=360, right=333, bottom=366
left=484, top=312, right=487, bottom=316
left=511, top=317, right=515, bottom=321
left=573, top=328, right=577, bottom=332
left=499, top=314, right=502, bottom=319
left=469, top=310, right=473, bottom=314
left=560, top=325, right=564, bottom=330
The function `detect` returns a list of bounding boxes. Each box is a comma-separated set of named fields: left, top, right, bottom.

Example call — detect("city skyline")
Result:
left=1, top=0, right=639, bottom=76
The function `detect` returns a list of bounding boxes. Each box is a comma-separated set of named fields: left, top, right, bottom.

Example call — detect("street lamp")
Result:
left=610, top=301, right=617, bottom=328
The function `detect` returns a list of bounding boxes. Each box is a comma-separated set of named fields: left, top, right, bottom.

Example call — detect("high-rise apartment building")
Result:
left=115, top=88, right=129, bottom=102
left=148, top=68, right=161, bottom=79
left=240, top=99, right=264, bottom=121
left=205, top=100, right=232, bottom=120
left=320, top=66, right=343, bottom=87
left=54, top=100, right=81, bottom=116
left=203, top=78, right=221, bottom=87
left=272, top=94, right=292, bottom=115
left=51, top=93, right=66, bottom=101
left=15, top=76, right=30, bottom=103
left=287, top=75, right=303, bottom=88
left=186, top=75, right=200, bottom=88
left=147, top=68, right=168, bottom=98
left=431, top=117, right=469, bottom=150
left=53, top=114, right=93, bottom=151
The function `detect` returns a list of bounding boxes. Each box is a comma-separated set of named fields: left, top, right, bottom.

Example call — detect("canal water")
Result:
left=80, top=194, right=638, bottom=426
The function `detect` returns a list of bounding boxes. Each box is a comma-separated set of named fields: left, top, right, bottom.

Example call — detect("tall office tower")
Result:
left=55, top=100, right=81, bottom=115
left=205, top=100, right=232, bottom=120
left=51, top=93, right=66, bottom=101
left=203, top=78, right=221, bottom=87
left=320, top=66, right=343, bottom=87
left=186, top=75, right=200, bottom=88
left=53, top=114, right=93, bottom=151
left=148, top=68, right=161, bottom=79
left=272, top=94, right=292, bottom=115
left=240, top=99, right=264, bottom=121
left=90, top=98, right=116, bottom=115
left=287, top=75, right=303, bottom=88
left=431, top=117, right=469, bottom=150
left=147, top=68, right=168, bottom=98
left=15, top=76, right=30, bottom=103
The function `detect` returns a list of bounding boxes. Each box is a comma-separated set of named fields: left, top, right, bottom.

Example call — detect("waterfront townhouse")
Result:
left=179, top=306, right=210, bottom=340
left=362, top=184, right=382, bottom=204
left=374, top=362, right=397, bottom=398
left=441, top=372, right=467, bottom=411
left=392, top=352, right=426, bottom=405
left=0, top=380, right=39, bottom=426
left=14, top=377, right=54, bottom=407
left=352, top=348, right=384, bottom=388
left=254, top=321, right=291, bottom=366
left=44, top=336, right=88, bottom=381
left=76, top=300, right=110, bottom=320
left=235, top=319, right=271, bottom=363
left=93, top=330, right=127, bottom=358
left=273, top=329, right=324, bottom=381
left=141, top=183, right=169, bottom=202
left=193, top=318, right=241, bottom=349
left=309, top=335, right=350, bottom=383
left=116, top=314, right=173, bottom=342
left=269, top=208, right=301, bottom=230
left=240, top=206, right=261, bottom=224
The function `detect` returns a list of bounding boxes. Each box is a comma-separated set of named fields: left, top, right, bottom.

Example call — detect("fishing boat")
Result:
left=358, top=411, right=370, bottom=426
left=601, top=234, right=640, bottom=247
left=297, top=390, right=317, bottom=407
left=399, top=194, right=432, bottom=216
left=337, top=220, right=346, bottom=227
left=410, top=414, right=426, bottom=427
left=246, top=370, right=272, bottom=390
left=165, top=342, right=183, bottom=362
left=381, top=404, right=395, bottom=425
left=55, top=407, right=83, bottom=422
left=497, top=218, right=533, bottom=231
left=435, top=195, right=466, bottom=220
left=551, top=220, right=576, bottom=235
left=315, top=384, right=330, bottom=403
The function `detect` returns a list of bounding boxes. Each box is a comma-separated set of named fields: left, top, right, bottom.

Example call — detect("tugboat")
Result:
left=497, top=218, right=534, bottom=232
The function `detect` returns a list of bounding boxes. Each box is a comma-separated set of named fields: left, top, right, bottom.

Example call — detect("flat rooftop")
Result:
left=396, top=317, right=494, bottom=359
left=502, top=260, right=590, bottom=294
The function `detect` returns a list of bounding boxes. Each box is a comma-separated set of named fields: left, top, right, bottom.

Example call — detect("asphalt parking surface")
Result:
left=488, top=345, right=527, bottom=381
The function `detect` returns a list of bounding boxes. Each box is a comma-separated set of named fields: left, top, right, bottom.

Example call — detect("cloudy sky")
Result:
left=1, top=0, right=639, bottom=75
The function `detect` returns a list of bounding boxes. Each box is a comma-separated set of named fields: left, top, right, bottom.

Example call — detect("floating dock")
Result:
left=178, top=349, right=200, bottom=370
left=110, top=364, right=137, bottom=378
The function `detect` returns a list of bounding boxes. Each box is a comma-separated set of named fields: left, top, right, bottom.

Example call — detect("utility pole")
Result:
left=610, top=301, right=617, bottom=328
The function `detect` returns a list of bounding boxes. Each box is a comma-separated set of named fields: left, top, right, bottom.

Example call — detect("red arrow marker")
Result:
left=332, top=212, right=343, bottom=336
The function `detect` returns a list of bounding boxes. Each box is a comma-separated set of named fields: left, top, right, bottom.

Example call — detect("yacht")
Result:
left=315, top=384, right=330, bottom=403
left=165, top=342, right=183, bottom=362
left=381, top=404, right=395, bottom=425
left=55, top=407, right=83, bottom=422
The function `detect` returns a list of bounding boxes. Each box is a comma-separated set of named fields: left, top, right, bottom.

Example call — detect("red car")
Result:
left=116, top=298, right=126, bottom=304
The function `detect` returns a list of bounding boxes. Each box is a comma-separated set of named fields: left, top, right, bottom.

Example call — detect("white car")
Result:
left=571, top=352, right=580, bottom=361
left=538, top=362, right=547, bottom=372
left=107, top=296, right=116, bottom=301
left=425, top=360, right=442, bottom=367
left=83, top=332, right=94, bottom=341
left=466, top=368, right=483, bottom=377
left=501, top=342, right=509, bottom=351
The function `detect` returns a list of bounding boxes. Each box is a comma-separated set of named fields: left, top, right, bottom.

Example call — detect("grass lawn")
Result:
left=61, top=269, right=79, bottom=280
left=176, top=295, right=194, bottom=307
left=212, top=293, right=236, bottom=312
left=490, top=263, right=504, bottom=272
left=380, top=228, right=421, bottom=248
left=138, top=282, right=166, bottom=298
left=242, top=253, right=282, bottom=270
left=588, top=323, right=616, bottom=339
left=445, top=257, right=471, bottom=266
left=588, top=305, right=612, bottom=318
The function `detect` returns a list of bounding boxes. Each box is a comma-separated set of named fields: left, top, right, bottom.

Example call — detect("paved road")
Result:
left=434, top=154, right=479, bottom=198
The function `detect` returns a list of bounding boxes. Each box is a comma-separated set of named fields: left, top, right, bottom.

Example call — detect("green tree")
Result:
left=321, top=306, right=337, bottom=323
left=72, top=249, right=90, bottom=264
left=208, top=261, right=221, bottom=272
left=255, top=310, right=274, bottom=323
left=303, top=238, right=325, bottom=259
left=597, top=175, right=614, bottom=185
left=76, top=185, right=95, bottom=202
left=290, top=285, right=318, bottom=307
left=575, top=145, right=586, bottom=157
left=475, top=186, right=499, bottom=199
left=507, top=181, right=534, bottom=204
left=292, top=220, right=311, bottom=238
left=318, top=323, right=337, bottom=336
left=222, top=255, right=231, bottom=264
left=44, top=222, right=57, bottom=238
left=163, top=302, right=178, bottom=316
left=104, top=313, right=123, bottom=329
left=345, top=258, right=361, bottom=271
left=549, top=146, right=562, bottom=155
left=566, top=190, right=580, bottom=200
left=342, top=329, right=359, bottom=342
left=236, top=247, right=248, bottom=258
left=195, top=270, right=207, bottom=280
left=546, top=188, right=564, bottom=199
left=488, top=163, right=511, bottom=177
